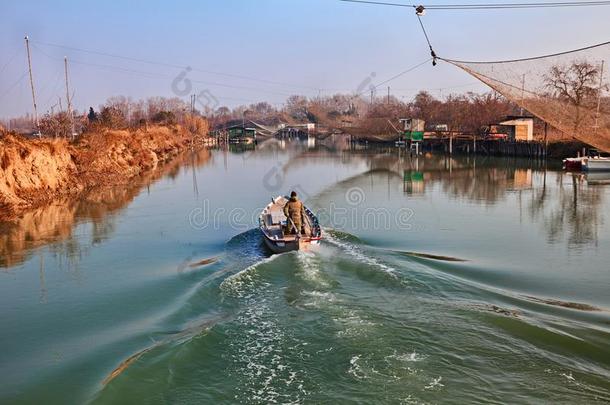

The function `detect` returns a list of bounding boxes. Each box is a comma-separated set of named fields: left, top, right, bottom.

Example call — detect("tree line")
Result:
left=2, top=61, right=607, bottom=139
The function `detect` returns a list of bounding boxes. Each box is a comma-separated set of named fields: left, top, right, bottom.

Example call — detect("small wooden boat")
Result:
left=259, top=196, right=322, bottom=254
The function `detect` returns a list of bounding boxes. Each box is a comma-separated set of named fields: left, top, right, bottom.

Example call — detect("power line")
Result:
left=340, top=0, right=412, bottom=6
left=29, top=40, right=323, bottom=92
left=0, top=48, right=22, bottom=75
left=0, top=70, right=28, bottom=101
left=340, top=0, right=610, bottom=9
left=30, top=44, right=297, bottom=98
left=27, top=43, right=293, bottom=107
left=354, top=58, right=432, bottom=99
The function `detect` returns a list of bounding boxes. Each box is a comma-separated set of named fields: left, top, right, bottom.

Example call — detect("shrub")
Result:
left=100, top=106, right=127, bottom=129
left=152, top=111, right=176, bottom=125
left=39, top=112, right=72, bottom=138
left=182, top=114, right=209, bottom=135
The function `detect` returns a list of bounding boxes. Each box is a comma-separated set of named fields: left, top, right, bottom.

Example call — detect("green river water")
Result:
left=1, top=140, right=609, bottom=404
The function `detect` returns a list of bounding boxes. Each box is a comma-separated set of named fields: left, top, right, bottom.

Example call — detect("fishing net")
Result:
left=441, top=41, right=610, bottom=152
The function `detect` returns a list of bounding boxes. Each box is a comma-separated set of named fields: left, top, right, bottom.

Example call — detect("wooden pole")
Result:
left=519, top=74, right=525, bottom=116
left=594, top=60, right=605, bottom=134
left=64, top=56, right=74, bottom=138
left=544, top=121, right=548, bottom=157
left=25, top=35, right=39, bottom=131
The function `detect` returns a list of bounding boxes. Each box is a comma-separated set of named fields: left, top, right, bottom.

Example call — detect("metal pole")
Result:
left=25, top=35, right=39, bottom=131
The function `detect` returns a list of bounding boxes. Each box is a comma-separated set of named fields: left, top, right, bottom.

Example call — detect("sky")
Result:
left=1, top=0, right=609, bottom=119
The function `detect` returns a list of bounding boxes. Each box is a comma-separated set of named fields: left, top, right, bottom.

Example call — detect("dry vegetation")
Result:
left=209, top=90, right=520, bottom=138
left=0, top=118, right=208, bottom=220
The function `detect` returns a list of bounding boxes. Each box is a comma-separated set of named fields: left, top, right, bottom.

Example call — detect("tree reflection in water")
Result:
left=350, top=150, right=606, bottom=248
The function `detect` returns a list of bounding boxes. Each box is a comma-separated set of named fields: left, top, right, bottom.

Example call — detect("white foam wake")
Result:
left=220, top=254, right=282, bottom=296
left=295, top=250, right=332, bottom=288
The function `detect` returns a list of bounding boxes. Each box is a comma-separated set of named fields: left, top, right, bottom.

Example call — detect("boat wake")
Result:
left=294, top=250, right=334, bottom=289
left=322, top=228, right=398, bottom=278
left=219, top=254, right=282, bottom=297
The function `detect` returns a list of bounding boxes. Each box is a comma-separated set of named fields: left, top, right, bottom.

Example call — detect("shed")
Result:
left=499, top=116, right=534, bottom=142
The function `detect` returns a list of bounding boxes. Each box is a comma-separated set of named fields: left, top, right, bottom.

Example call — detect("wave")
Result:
left=219, top=254, right=282, bottom=297
left=523, top=296, right=604, bottom=312
left=323, top=228, right=397, bottom=277
left=395, top=250, right=468, bottom=263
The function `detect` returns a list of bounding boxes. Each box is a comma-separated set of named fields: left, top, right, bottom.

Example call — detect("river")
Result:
left=1, top=139, right=609, bottom=404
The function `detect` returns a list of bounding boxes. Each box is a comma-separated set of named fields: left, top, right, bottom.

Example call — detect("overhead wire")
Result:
left=30, top=44, right=297, bottom=98
left=0, top=70, right=28, bottom=101
left=26, top=41, right=456, bottom=107
left=0, top=48, right=23, bottom=75
left=30, top=40, right=323, bottom=92
left=359, top=58, right=433, bottom=96
left=339, top=0, right=610, bottom=9
left=29, top=44, right=288, bottom=108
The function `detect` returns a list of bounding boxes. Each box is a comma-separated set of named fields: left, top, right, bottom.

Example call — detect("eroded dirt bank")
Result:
left=0, top=147, right=211, bottom=268
left=0, top=125, right=209, bottom=221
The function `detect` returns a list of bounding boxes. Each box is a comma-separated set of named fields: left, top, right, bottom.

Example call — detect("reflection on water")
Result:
left=0, top=149, right=211, bottom=268
left=2, top=145, right=608, bottom=268
left=1, top=141, right=610, bottom=404
left=313, top=148, right=607, bottom=249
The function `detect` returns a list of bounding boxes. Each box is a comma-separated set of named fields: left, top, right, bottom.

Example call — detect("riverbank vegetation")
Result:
left=206, top=90, right=584, bottom=143
left=0, top=99, right=209, bottom=220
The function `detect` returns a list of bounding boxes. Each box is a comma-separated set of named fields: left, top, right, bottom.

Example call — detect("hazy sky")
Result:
left=1, top=0, right=609, bottom=118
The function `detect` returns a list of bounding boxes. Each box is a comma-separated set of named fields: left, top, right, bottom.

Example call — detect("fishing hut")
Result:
left=399, top=118, right=425, bottom=155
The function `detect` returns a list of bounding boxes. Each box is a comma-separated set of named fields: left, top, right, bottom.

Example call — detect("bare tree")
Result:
left=39, top=112, right=72, bottom=138
left=544, top=60, right=601, bottom=108
left=544, top=60, right=606, bottom=132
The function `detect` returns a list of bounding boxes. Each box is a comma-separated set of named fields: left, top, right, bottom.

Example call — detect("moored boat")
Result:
left=259, top=196, right=322, bottom=254
left=585, top=171, right=610, bottom=185
left=563, top=156, right=586, bottom=171
left=583, top=156, right=610, bottom=171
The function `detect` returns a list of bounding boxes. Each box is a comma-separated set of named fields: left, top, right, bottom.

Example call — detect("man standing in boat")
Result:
left=283, top=191, right=306, bottom=235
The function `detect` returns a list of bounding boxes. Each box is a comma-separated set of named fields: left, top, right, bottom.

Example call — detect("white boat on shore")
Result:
left=259, top=196, right=322, bottom=254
